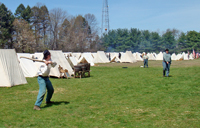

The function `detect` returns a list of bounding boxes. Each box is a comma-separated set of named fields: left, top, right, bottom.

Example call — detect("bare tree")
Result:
left=84, top=13, right=100, bottom=51
left=49, top=8, right=67, bottom=49
left=84, top=13, right=99, bottom=35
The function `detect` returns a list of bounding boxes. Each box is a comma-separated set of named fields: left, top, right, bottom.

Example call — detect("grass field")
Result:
left=0, top=59, right=200, bottom=127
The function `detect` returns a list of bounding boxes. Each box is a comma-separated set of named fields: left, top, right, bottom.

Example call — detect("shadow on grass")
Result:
left=163, top=75, right=172, bottom=77
left=42, top=101, right=70, bottom=108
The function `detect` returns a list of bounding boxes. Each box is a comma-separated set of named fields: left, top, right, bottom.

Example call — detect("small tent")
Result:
left=183, top=52, right=189, bottom=60
left=0, top=49, right=27, bottom=87
left=93, top=51, right=110, bottom=63
left=72, top=52, right=82, bottom=61
left=147, top=53, right=156, bottom=60
left=121, top=51, right=137, bottom=63
left=189, top=53, right=194, bottom=60
left=78, top=53, right=94, bottom=66
left=156, top=52, right=163, bottom=60
left=171, top=53, right=177, bottom=60
left=133, top=52, right=143, bottom=61
left=176, top=53, right=184, bottom=60
left=110, top=52, right=121, bottom=62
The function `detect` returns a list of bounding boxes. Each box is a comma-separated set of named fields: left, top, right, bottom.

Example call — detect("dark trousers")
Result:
left=144, top=59, right=148, bottom=68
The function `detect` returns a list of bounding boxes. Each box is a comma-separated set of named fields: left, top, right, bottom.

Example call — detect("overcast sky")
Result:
left=1, top=0, right=200, bottom=33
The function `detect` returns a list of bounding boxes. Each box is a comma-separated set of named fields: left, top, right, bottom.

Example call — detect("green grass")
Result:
left=0, top=60, right=200, bottom=127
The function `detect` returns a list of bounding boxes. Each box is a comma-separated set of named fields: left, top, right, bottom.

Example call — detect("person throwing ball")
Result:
left=163, top=49, right=171, bottom=77
left=33, top=50, right=57, bottom=110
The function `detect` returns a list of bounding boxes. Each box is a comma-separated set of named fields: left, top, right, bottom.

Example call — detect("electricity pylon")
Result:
left=101, top=0, right=110, bottom=35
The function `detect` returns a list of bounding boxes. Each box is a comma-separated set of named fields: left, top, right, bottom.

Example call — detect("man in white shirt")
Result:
left=34, top=50, right=57, bottom=110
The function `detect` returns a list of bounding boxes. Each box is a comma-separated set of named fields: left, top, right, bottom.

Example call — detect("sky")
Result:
left=1, top=0, right=200, bottom=33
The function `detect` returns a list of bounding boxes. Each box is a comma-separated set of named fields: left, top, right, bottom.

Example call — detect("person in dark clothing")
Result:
left=119, top=52, right=121, bottom=59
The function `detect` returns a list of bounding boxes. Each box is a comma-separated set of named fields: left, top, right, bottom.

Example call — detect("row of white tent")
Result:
left=0, top=49, right=195, bottom=87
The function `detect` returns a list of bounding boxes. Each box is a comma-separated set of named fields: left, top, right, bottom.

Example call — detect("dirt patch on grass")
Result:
left=54, top=88, right=66, bottom=94
left=28, top=88, right=66, bottom=94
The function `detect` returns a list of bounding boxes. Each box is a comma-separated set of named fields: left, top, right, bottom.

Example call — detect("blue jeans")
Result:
left=35, top=76, right=54, bottom=106
left=162, top=61, right=171, bottom=76
left=144, top=59, right=148, bottom=68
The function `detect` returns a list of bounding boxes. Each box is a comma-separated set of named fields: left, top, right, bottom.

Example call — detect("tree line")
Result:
left=0, top=3, right=103, bottom=53
left=102, top=28, right=200, bottom=54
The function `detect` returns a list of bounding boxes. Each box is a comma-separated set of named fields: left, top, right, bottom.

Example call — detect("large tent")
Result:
left=49, top=50, right=73, bottom=77
left=33, top=52, right=43, bottom=59
left=121, top=51, right=137, bottom=63
left=67, top=56, right=78, bottom=68
left=17, top=53, right=38, bottom=77
left=0, top=49, right=27, bottom=87
left=93, top=51, right=110, bottom=63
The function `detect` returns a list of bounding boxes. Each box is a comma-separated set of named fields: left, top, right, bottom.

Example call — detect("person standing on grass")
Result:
left=33, top=50, right=57, bottom=110
left=119, top=52, right=121, bottom=59
left=163, top=49, right=171, bottom=77
left=143, top=52, right=149, bottom=68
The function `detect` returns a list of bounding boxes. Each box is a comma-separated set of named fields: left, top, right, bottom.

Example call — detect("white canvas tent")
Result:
left=171, top=53, right=177, bottom=60
left=78, top=53, right=95, bottom=66
left=17, top=53, right=38, bottom=77
left=147, top=53, right=156, bottom=60
left=67, top=56, right=78, bottom=68
left=0, top=49, right=27, bottom=87
left=121, top=51, right=137, bottom=63
left=49, top=50, right=73, bottom=77
left=133, top=52, right=143, bottom=61
left=176, top=53, right=184, bottom=60
left=33, top=52, right=43, bottom=59
left=93, top=51, right=110, bottom=63
left=156, top=52, right=163, bottom=60
left=72, top=52, right=82, bottom=61
left=110, top=52, right=121, bottom=62
left=183, top=52, right=189, bottom=60
left=189, top=53, right=194, bottom=60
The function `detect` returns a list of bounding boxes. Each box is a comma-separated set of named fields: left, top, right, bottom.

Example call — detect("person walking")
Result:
left=163, top=49, right=171, bottom=77
left=33, top=50, right=57, bottom=110
left=143, top=53, right=149, bottom=68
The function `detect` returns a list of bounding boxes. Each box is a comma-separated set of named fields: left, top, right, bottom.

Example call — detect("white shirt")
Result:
left=38, top=60, right=57, bottom=76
